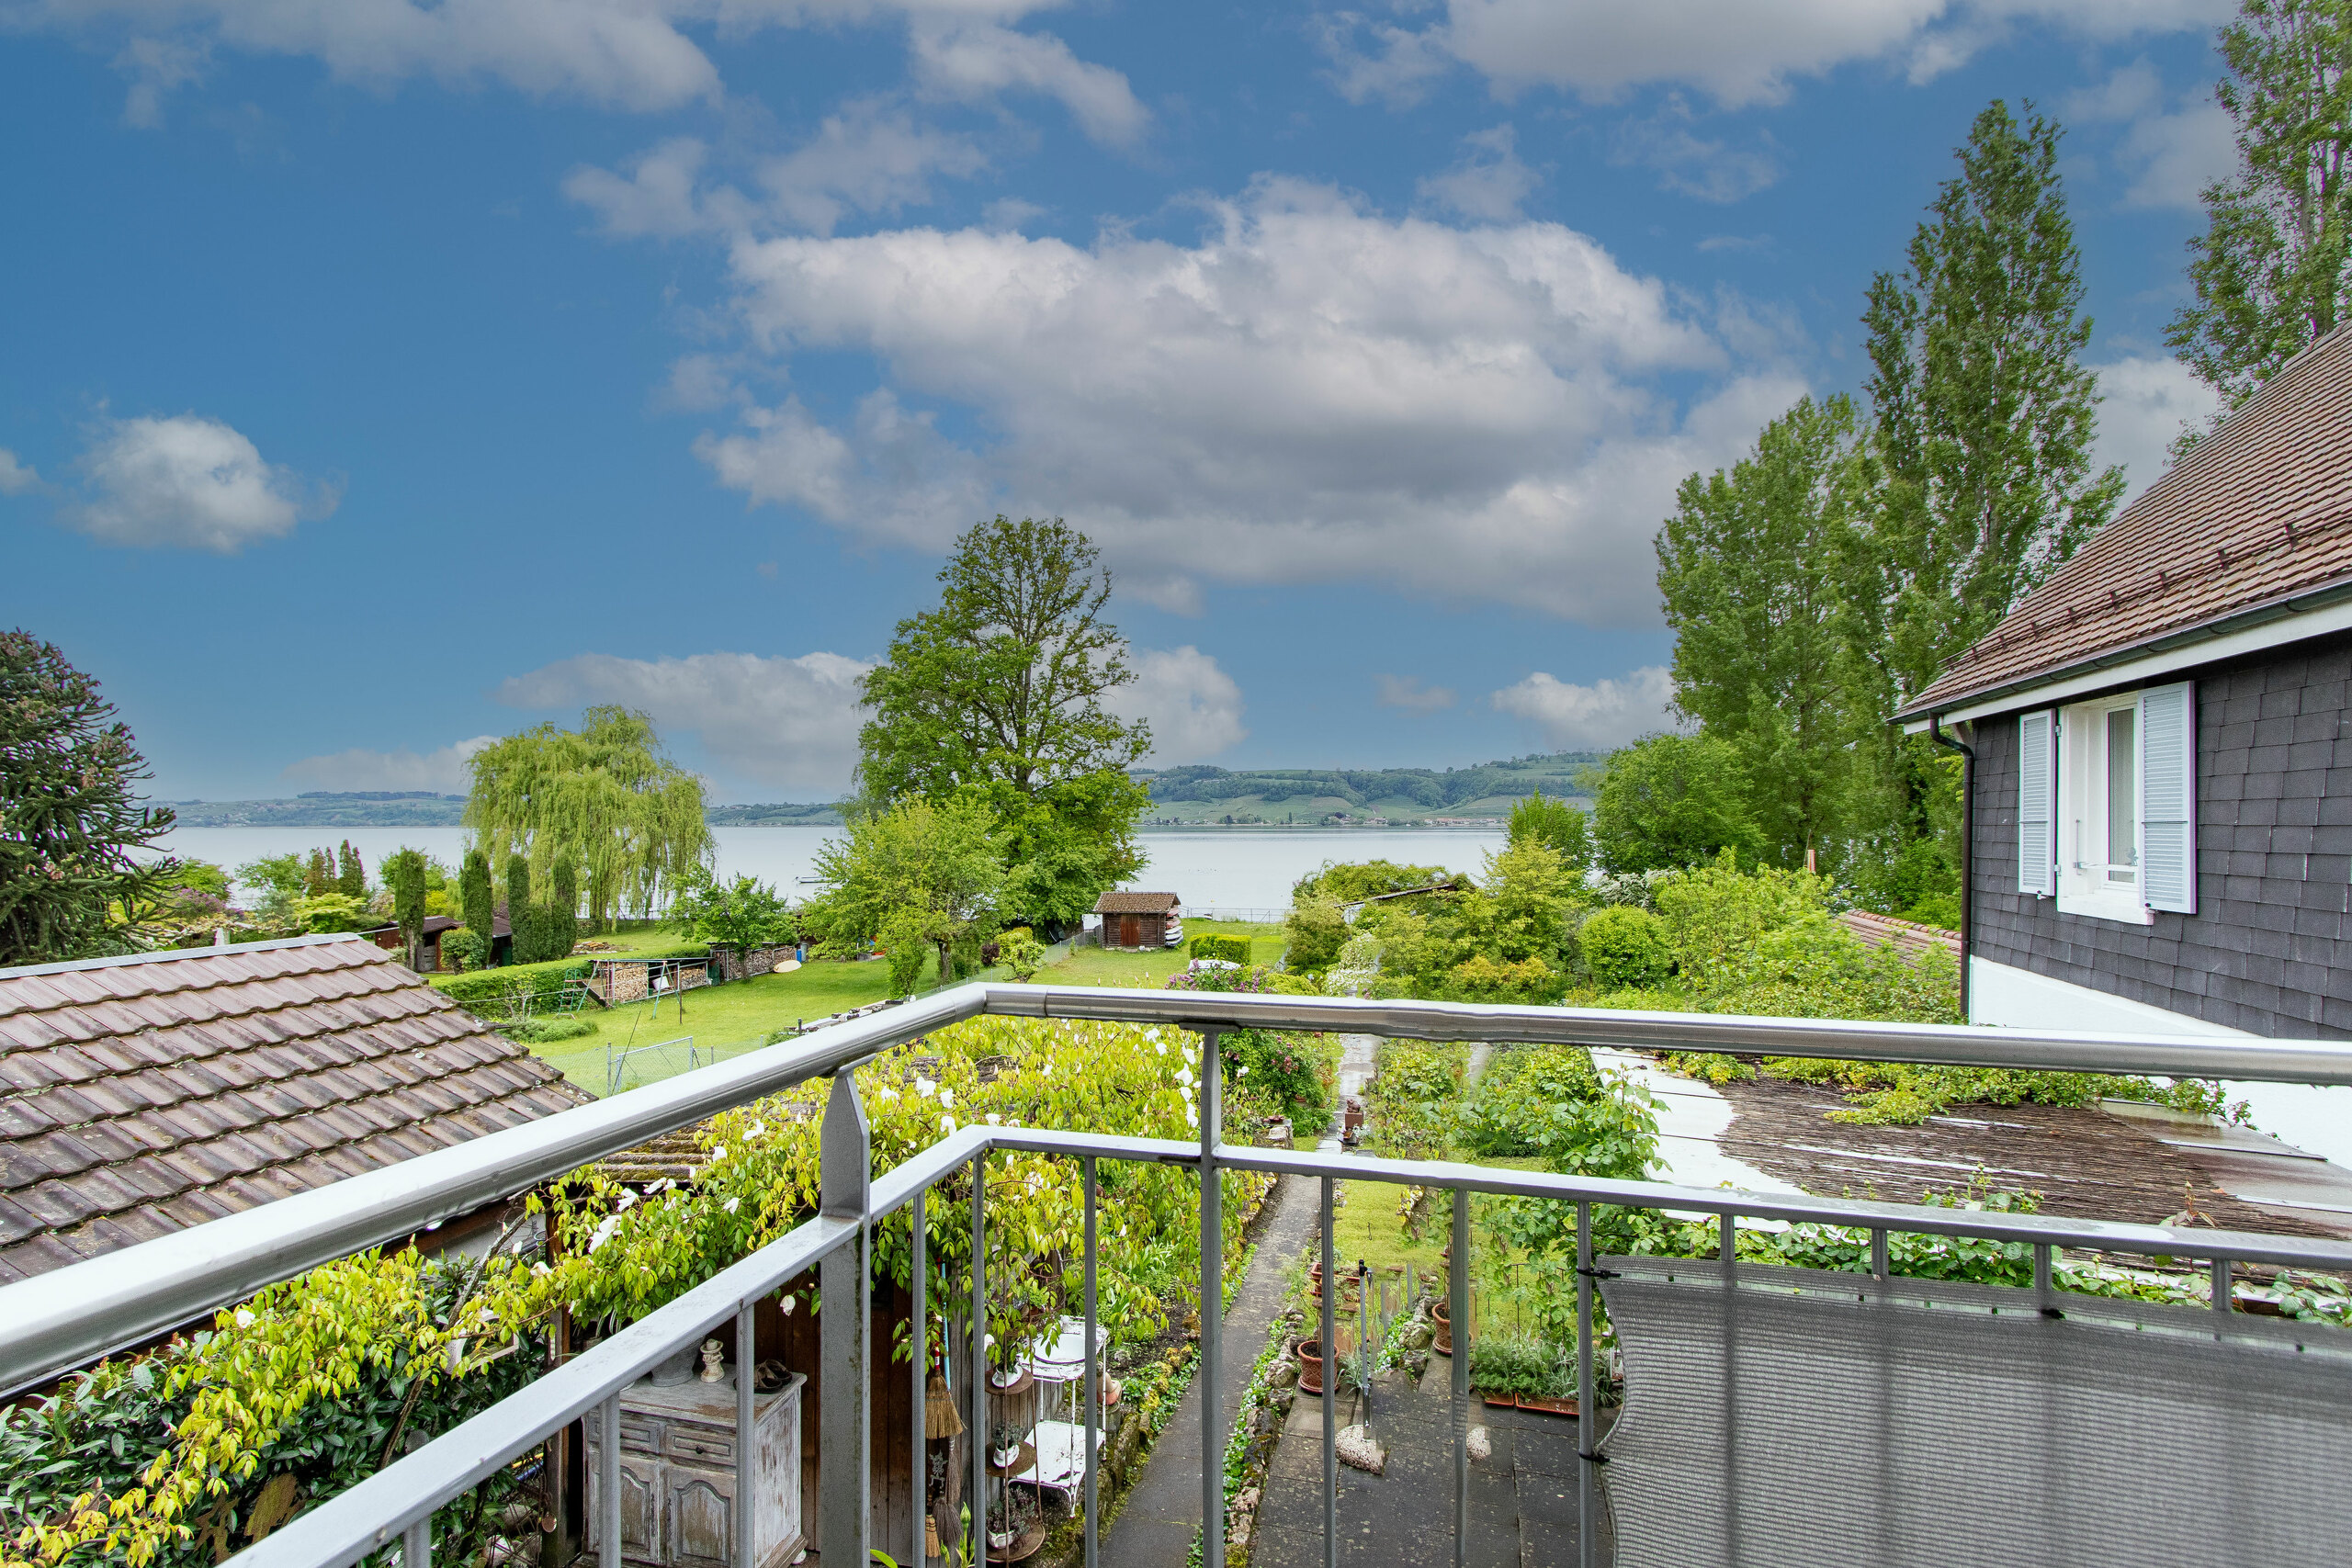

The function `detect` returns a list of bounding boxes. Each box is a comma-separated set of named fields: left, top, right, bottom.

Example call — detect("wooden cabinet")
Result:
left=586, top=1371, right=805, bottom=1568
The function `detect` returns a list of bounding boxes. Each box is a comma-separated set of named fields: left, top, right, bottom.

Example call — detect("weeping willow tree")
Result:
left=464, top=706, right=712, bottom=931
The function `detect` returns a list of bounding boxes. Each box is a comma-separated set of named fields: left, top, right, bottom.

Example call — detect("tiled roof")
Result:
left=1834, top=909, right=1962, bottom=964
left=0, top=935, right=592, bottom=1284
left=1093, top=891, right=1180, bottom=914
left=1902, top=326, right=2352, bottom=717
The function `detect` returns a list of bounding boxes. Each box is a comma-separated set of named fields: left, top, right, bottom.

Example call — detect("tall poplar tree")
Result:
left=2169, top=0, right=2352, bottom=412
left=1657, top=394, right=1874, bottom=870
left=337, top=841, right=365, bottom=899
left=1863, top=99, right=2124, bottom=703
left=504, top=854, right=532, bottom=959
left=459, top=849, right=494, bottom=958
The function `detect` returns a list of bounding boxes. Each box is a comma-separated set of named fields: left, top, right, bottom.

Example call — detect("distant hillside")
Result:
left=169, top=794, right=469, bottom=828
left=1135, top=751, right=1601, bottom=826
left=168, top=794, right=848, bottom=828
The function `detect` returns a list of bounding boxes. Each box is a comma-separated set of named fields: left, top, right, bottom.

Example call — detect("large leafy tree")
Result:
left=465, top=706, right=712, bottom=931
left=0, top=630, right=178, bottom=965
left=1657, top=394, right=1875, bottom=870
left=2170, top=0, right=2352, bottom=412
left=856, top=516, right=1150, bottom=928
left=1589, top=734, right=1764, bottom=874
left=806, top=795, right=1004, bottom=992
left=1863, top=100, right=2123, bottom=702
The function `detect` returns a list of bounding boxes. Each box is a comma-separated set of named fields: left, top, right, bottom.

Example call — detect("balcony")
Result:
left=7, top=985, right=2352, bottom=1568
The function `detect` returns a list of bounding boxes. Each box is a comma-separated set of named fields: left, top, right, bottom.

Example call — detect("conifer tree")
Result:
left=337, top=841, right=365, bottom=899
left=505, top=853, right=531, bottom=958
left=304, top=848, right=334, bottom=898
left=383, top=849, right=427, bottom=971
left=459, top=849, right=494, bottom=961
left=2170, top=0, right=2352, bottom=413
left=550, top=855, right=579, bottom=959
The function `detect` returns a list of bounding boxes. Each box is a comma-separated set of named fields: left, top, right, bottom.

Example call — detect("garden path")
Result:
left=1100, top=1173, right=1319, bottom=1568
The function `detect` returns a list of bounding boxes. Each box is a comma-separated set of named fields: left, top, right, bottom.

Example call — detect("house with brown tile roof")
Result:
left=1895, top=325, right=2352, bottom=1040
left=0, top=932, right=592, bottom=1289
left=1091, top=889, right=1182, bottom=948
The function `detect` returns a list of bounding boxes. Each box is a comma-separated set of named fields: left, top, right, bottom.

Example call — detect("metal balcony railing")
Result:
left=6, top=986, right=2352, bottom=1568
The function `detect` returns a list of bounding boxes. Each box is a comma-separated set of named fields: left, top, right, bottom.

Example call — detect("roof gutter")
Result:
left=1894, top=572, right=2352, bottom=730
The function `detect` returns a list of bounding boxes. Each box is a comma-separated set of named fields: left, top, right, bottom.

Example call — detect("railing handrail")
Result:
left=9, top=979, right=2352, bottom=1395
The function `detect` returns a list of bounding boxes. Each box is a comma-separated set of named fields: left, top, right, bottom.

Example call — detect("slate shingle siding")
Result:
left=1970, top=631, right=2352, bottom=1037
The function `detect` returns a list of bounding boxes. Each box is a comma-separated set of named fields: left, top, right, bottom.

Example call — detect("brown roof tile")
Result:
left=1092, top=890, right=1181, bottom=913
left=1906, top=326, right=2352, bottom=716
left=0, top=937, right=592, bottom=1281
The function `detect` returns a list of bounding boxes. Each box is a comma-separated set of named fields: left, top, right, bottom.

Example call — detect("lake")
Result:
left=164, top=825, right=1505, bottom=913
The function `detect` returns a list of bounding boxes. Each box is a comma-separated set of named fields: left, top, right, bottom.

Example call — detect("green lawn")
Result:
left=513, top=919, right=1285, bottom=1096
left=525, top=952, right=951, bottom=1096
left=1030, top=919, right=1285, bottom=990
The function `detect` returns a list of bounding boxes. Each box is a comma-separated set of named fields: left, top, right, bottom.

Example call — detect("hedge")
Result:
left=435, top=957, right=591, bottom=1005
left=1189, top=932, right=1252, bottom=964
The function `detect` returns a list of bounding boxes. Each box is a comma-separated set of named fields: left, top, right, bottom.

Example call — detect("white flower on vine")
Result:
left=589, top=1216, right=620, bottom=1253
left=985, top=1113, right=1001, bottom=1125
left=710, top=1145, right=728, bottom=1162
left=1237, top=1066, right=1250, bottom=1077
left=941, top=1115, right=956, bottom=1134
left=918, top=1078, right=935, bottom=1098
left=940, top=1089, right=956, bottom=1108
left=233, top=1309, right=255, bottom=1328
left=1154, top=1043, right=1166, bottom=1055
left=749, top=1122, right=767, bottom=1139
left=532, top=1261, right=550, bottom=1277
left=723, top=1197, right=741, bottom=1213
left=649, top=1178, right=675, bottom=1194
left=616, top=1190, right=639, bottom=1212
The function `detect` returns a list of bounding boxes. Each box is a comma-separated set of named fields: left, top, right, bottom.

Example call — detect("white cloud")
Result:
left=283, top=736, right=494, bottom=793
left=494, top=649, right=876, bottom=793
left=29, top=0, right=724, bottom=111
left=1490, top=666, right=1680, bottom=750
left=566, top=105, right=989, bottom=241
left=0, top=449, right=41, bottom=495
left=1417, top=126, right=1540, bottom=221
left=2067, top=62, right=2237, bottom=211
left=114, top=36, right=209, bottom=127
left=1611, top=96, right=1781, bottom=202
left=1108, top=647, right=1247, bottom=762
left=2092, top=355, right=2223, bottom=503
left=1323, top=0, right=2231, bottom=109
left=70, top=412, right=336, bottom=552
left=1374, top=674, right=1457, bottom=713
left=698, top=177, right=1797, bottom=621
left=910, top=23, right=1148, bottom=147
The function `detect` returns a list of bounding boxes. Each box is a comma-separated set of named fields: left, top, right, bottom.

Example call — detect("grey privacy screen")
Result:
left=1597, top=1257, right=2352, bottom=1567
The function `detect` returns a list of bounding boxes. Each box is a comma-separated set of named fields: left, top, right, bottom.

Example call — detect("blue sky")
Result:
left=0, top=0, right=2238, bottom=801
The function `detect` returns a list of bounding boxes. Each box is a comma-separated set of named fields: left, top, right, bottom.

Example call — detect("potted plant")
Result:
left=1295, top=1337, right=1326, bottom=1395
left=1430, top=1301, right=1453, bottom=1356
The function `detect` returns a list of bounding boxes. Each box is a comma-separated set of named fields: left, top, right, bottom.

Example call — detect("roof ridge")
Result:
left=0, top=933, right=370, bottom=983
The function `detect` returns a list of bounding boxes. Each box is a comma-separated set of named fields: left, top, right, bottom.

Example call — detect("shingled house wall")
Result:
left=1970, top=628, right=2352, bottom=1038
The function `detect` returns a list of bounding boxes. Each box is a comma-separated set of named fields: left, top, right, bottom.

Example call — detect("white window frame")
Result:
left=2056, top=695, right=2155, bottom=926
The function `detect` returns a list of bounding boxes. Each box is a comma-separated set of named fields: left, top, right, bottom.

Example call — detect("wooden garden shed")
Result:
left=1091, top=891, right=1182, bottom=949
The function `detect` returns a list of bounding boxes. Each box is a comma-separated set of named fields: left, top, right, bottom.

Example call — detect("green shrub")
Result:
left=1190, top=932, right=1252, bottom=964
left=1282, top=898, right=1349, bottom=972
left=1580, top=906, right=1672, bottom=987
left=511, top=1015, right=596, bottom=1043
left=443, top=926, right=490, bottom=972
left=1446, top=953, right=1566, bottom=1004
left=1364, top=1040, right=1467, bottom=1157
left=1220, top=1029, right=1338, bottom=1127
left=1457, top=1043, right=1603, bottom=1156
left=1468, top=1333, right=1573, bottom=1399
left=437, top=955, right=591, bottom=1006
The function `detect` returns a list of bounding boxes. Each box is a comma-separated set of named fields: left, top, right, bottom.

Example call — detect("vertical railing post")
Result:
left=2212, top=1254, right=2233, bottom=1321
left=912, top=1187, right=928, bottom=1568
left=820, top=1065, right=873, bottom=1568
left=1721, top=1210, right=1737, bottom=1566
left=1083, top=1156, right=1101, bottom=1568
left=600, top=1393, right=621, bottom=1568
left=405, top=1515, right=431, bottom=1568
left=1196, top=1026, right=1225, bottom=1568
left=2032, top=1242, right=2052, bottom=1316
left=1319, top=1175, right=1337, bottom=1568
left=1574, top=1203, right=1594, bottom=1568
left=735, top=1299, right=756, bottom=1568
left=970, top=1149, right=987, bottom=1567
left=1450, top=1186, right=1469, bottom=1568
left=1870, top=1226, right=1889, bottom=1286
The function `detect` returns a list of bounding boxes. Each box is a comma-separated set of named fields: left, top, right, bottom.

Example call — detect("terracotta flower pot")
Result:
left=1430, top=1303, right=1453, bottom=1357
left=1295, top=1337, right=1327, bottom=1396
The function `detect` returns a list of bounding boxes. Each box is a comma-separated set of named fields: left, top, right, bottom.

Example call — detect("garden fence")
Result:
left=7, top=989, right=2352, bottom=1568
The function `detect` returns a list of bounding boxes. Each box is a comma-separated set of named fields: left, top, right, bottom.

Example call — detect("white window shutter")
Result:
left=2018, top=709, right=2055, bottom=896
left=2139, top=682, right=2197, bottom=913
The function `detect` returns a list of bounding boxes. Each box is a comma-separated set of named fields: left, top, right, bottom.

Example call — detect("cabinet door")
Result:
left=586, top=1460, right=662, bottom=1562
left=666, top=1471, right=734, bottom=1568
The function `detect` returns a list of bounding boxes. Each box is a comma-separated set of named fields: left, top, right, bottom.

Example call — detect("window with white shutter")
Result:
left=2018, top=709, right=2055, bottom=896
left=2137, top=682, right=2197, bottom=913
